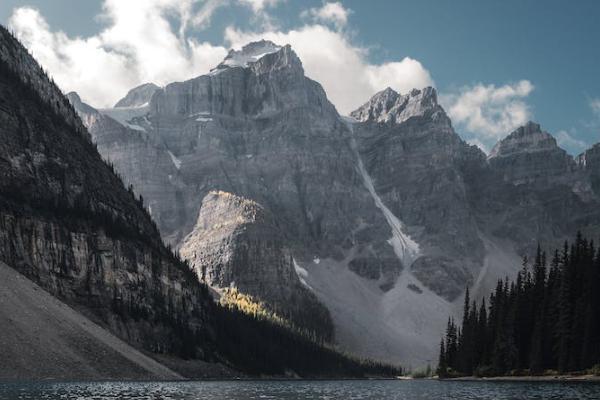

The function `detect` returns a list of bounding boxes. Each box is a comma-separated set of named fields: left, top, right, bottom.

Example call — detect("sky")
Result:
left=1, top=0, right=599, bottom=154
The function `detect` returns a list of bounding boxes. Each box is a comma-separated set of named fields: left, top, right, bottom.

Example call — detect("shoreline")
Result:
left=443, top=375, right=600, bottom=382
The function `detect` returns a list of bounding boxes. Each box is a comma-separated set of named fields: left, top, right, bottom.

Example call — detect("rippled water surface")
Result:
left=1, top=380, right=600, bottom=400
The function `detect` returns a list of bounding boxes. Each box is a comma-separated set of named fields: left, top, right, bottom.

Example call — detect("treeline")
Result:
left=212, top=302, right=401, bottom=377
left=439, top=233, right=600, bottom=377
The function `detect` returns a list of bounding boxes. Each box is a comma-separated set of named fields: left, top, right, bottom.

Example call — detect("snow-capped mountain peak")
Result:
left=215, top=40, right=282, bottom=70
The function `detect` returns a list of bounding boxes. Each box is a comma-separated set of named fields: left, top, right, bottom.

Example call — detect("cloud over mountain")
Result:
left=441, top=80, right=535, bottom=151
left=8, top=0, right=433, bottom=114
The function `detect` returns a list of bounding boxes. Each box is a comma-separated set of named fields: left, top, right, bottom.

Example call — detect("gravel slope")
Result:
left=0, top=261, right=182, bottom=381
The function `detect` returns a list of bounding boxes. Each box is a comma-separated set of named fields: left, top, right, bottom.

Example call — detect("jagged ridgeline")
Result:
left=0, top=25, right=399, bottom=378
left=438, top=233, right=600, bottom=377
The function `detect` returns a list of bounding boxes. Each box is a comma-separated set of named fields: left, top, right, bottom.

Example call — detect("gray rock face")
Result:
left=352, top=87, right=486, bottom=300
left=350, top=87, right=443, bottom=125
left=142, top=40, right=394, bottom=261
left=578, top=143, right=600, bottom=197
left=180, top=191, right=333, bottom=340
left=114, top=83, right=160, bottom=108
left=489, top=121, right=577, bottom=186
left=67, top=92, right=186, bottom=244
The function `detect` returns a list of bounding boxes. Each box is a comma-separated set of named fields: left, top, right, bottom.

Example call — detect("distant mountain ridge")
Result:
left=70, top=39, right=600, bottom=367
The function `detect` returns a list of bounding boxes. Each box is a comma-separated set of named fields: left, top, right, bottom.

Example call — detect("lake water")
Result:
left=1, top=380, right=600, bottom=399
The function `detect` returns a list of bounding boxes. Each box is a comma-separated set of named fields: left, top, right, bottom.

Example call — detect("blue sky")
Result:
left=1, top=0, right=599, bottom=154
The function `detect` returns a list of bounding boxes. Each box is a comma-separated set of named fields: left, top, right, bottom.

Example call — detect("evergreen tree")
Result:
left=439, top=233, right=600, bottom=377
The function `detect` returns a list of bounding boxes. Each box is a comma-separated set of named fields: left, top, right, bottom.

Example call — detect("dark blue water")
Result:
left=1, top=380, right=600, bottom=399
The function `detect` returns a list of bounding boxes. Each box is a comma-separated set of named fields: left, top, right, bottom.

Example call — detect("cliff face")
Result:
left=180, top=191, right=333, bottom=340
left=488, top=121, right=577, bottom=187
left=139, top=42, right=392, bottom=259
left=0, top=26, right=213, bottom=361
left=578, top=143, right=600, bottom=197
left=351, top=87, right=486, bottom=300
left=67, top=92, right=186, bottom=242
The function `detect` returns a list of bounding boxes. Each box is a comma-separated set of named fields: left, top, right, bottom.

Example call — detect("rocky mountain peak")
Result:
left=489, top=121, right=559, bottom=159
left=66, top=91, right=98, bottom=118
left=114, top=82, right=159, bottom=108
left=488, top=121, right=578, bottom=187
left=350, top=86, right=442, bottom=124
left=180, top=190, right=333, bottom=340
left=213, top=40, right=292, bottom=71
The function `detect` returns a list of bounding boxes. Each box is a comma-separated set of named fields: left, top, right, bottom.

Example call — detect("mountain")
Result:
left=0, top=26, right=215, bottom=377
left=72, top=39, right=600, bottom=367
left=66, top=91, right=184, bottom=241
left=0, top=26, right=399, bottom=378
left=488, top=121, right=578, bottom=187
left=180, top=191, right=333, bottom=341
left=350, top=86, right=444, bottom=125
left=114, top=82, right=160, bottom=108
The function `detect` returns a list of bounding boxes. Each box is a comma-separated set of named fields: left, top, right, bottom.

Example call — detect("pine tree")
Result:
left=437, top=339, right=447, bottom=377
left=439, top=233, right=600, bottom=376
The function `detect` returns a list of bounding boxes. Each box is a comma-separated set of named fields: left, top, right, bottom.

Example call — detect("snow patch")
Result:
left=221, top=42, right=281, bottom=69
left=348, top=120, right=420, bottom=267
left=167, top=151, right=181, bottom=170
left=293, top=259, right=312, bottom=290
left=126, top=124, right=145, bottom=131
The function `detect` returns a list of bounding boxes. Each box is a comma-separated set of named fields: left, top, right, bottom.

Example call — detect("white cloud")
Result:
left=191, top=0, right=228, bottom=29
left=238, top=0, right=280, bottom=13
left=556, top=130, right=588, bottom=153
left=302, top=2, right=352, bottom=29
left=441, top=80, right=534, bottom=148
left=590, top=98, right=600, bottom=116
left=9, top=2, right=228, bottom=108
left=9, top=0, right=433, bottom=114
left=225, top=24, right=433, bottom=114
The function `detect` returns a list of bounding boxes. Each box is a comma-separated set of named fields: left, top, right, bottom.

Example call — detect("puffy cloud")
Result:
left=590, top=98, right=600, bottom=116
left=192, top=0, right=228, bottom=29
left=9, top=2, right=228, bottom=108
left=556, top=130, right=588, bottom=154
left=238, top=0, right=280, bottom=13
left=583, top=97, right=600, bottom=136
left=225, top=24, right=433, bottom=114
left=441, top=80, right=534, bottom=148
left=301, top=2, right=352, bottom=29
left=9, top=0, right=432, bottom=114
